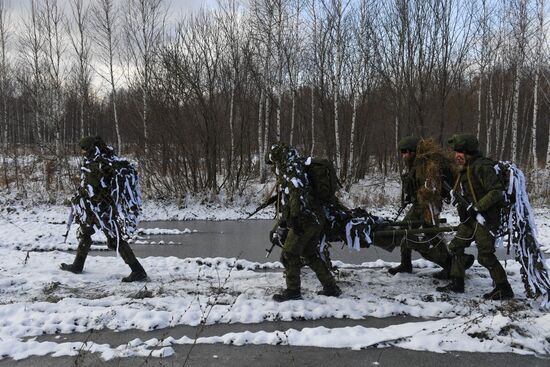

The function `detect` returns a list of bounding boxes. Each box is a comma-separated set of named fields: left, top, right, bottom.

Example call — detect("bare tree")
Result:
left=532, top=0, right=544, bottom=168
left=509, top=0, right=528, bottom=163
left=123, top=0, right=166, bottom=156
left=68, top=0, right=92, bottom=140
left=92, top=0, right=123, bottom=151
left=19, top=0, right=45, bottom=148
left=0, top=0, right=9, bottom=150
left=322, top=0, right=349, bottom=176
left=41, top=0, right=66, bottom=155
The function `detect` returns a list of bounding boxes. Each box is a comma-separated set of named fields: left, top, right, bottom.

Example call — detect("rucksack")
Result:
left=109, top=158, right=143, bottom=235
left=305, top=157, right=339, bottom=201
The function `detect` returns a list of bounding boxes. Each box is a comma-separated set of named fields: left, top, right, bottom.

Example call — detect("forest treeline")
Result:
left=0, top=0, right=548, bottom=198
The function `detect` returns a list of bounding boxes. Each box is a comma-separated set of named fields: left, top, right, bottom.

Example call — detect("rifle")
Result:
left=442, top=181, right=486, bottom=225
left=266, top=226, right=287, bottom=258
left=246, top=195, right=278, bottom=219
left=392, top=202, right=409, bottom=221
left=63, top=207, right=74, bottom=243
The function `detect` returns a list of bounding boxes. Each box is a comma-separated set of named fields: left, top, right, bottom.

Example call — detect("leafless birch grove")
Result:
left=0, top=0, right=549, bottom=198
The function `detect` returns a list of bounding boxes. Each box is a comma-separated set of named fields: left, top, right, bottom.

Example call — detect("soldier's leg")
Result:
left=388, top=205, right=420, bottom=274
left=273, top=229, right=303, bottom=302
left=60, top=225, right=95, bottom=274
left=436, top=223, right=474, bottom=293
left=106, top=232, right=147, bottom=282
left=474, top=225, right=513, bottom=300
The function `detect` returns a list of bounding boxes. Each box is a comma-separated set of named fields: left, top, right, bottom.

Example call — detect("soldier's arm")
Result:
left=475, top=163, right=504, bottom=212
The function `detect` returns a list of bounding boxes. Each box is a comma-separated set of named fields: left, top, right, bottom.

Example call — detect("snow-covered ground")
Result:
left=1, top=197, right=550, bottom=361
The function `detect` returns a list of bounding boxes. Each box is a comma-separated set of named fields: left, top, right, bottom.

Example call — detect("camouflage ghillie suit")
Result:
left=266, top=143, right=340, bottom=302
left=60, top=136, right=147, bottom=282
left=389, top=137, right=459, bottom=279
left=437, top=134, right=513, bottom=299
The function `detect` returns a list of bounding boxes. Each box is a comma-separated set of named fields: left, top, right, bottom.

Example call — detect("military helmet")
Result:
left=79, top=135, right=111, bottom=155
left=447, top=133, right=479, bottom=154
left=398, top=136, right=421, bottom=153
left=265, top=142, right=299, bottom=167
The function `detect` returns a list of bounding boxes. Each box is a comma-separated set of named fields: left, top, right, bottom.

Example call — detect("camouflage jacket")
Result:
left=275, top=164, right=323, bottom=228
left=454, top=154, right=504, bottom=229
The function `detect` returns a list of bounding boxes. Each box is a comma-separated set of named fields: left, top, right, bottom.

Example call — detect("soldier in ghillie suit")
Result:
left=389, top=136, right=470, bottom=279
left=60, top=136, right=147, bottom=282
left=266, top=143, right=341, bottom=302
left=437, top=134, right=513, bottom=299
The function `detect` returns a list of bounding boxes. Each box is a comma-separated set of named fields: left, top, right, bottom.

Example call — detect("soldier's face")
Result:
left=401, top=151, right=415, bottom=165
left=454, top=151, right=466, bottom=165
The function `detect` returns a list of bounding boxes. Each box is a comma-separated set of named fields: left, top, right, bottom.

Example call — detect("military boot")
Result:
left=436, top=277, right=464, bottom=293
left=483, top=282, right=514, bottom=300
left=388, top=250, right=413, bottom=275
left=60, top=254, right=86, bottom=274
left=272, top=289, right=302, bottom=302
left=122, top=260, right=148, bottom=282
left=317, top=285, right=342, bottom=297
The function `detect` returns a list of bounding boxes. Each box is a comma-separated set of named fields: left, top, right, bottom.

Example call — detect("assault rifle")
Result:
left=442, top=181, right=486, bottom=226
left=246, top=195, right=278, bottom=219
left=392, top=202, right=409, bottom=221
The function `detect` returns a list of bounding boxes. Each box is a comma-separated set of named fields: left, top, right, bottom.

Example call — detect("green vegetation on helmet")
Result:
left=398, top=136, right=421, bottom=152
left=447, top=133, right=479, bottom=154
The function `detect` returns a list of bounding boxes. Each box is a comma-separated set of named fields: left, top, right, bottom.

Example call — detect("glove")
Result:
left=270, top=226, right=288, bottom=246
left=289, top=216, right=304, bottom=235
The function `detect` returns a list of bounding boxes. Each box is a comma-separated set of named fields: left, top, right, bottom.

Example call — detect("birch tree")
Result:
left=0, top=0, right=9, bottom=150
left=510, top=0, right=528, bottom=163
left=20, top=0, right=45, bottom=148
left=41, top=0, right=66, bottom=155
left=124, top=0, right=165, bottom=157
left=92, top=0, right=122, bottom=151
left=68, top=0, right=92, bottom=140
left=531, top=0, right=544, bottom=168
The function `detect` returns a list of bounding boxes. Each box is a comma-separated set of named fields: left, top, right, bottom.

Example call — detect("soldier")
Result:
left=266, top=143, right=341, bottom=302
left=389, top=136, right=472, bottom=279
left=437, top=134, right=513, bottom=300
left=60, top=136, right=147, bottom=282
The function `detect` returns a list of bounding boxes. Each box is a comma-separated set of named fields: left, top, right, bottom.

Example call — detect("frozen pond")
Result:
left=95, top=219, right=511, bottom=264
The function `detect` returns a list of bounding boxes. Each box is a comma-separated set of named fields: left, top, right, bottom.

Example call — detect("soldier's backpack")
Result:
left=305, top=158, right=339, bottom=201
left=109, top=158, right=143, bottom=235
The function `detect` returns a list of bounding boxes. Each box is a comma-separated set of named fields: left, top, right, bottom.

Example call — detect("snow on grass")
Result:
left=0, top=246, right=549, bottom=361
left=0, top=200, right=550, bottom=361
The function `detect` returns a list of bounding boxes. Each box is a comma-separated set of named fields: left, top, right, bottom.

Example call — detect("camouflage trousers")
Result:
left=280, top=219, right=336, bottom=292
left=449, top=221, right=508, bottom=283
left=75, top=224, right=139, bottom=266
left=399, top=204, right=451, bottom=268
